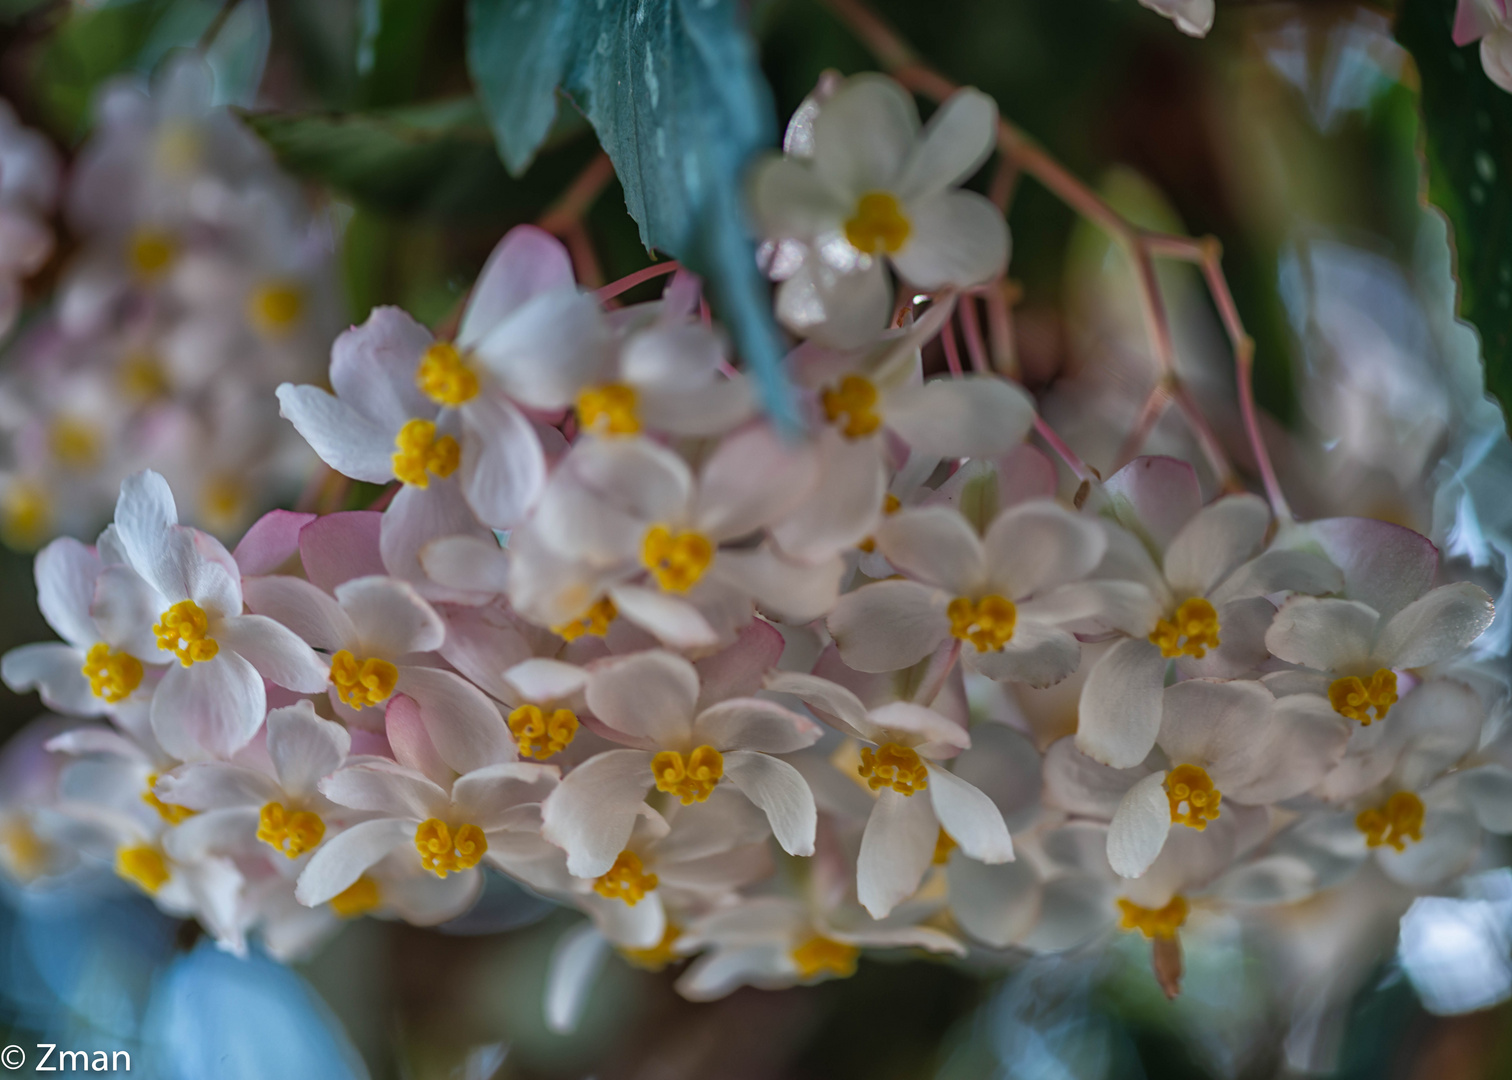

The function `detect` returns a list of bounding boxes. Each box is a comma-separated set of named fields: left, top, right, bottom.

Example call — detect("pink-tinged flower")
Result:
left=1455, top=0, right=1512, bottom=91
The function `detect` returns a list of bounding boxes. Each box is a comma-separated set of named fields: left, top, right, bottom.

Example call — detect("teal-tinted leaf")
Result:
left=356, top=0, right=446, bottom=106
left=1397, top=0, right=1512, bottom=422
left=466, top=0, right=795, bottom=427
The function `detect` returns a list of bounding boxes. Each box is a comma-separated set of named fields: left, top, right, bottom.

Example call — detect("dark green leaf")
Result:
left=1397, top=0, right=1512, bottom=423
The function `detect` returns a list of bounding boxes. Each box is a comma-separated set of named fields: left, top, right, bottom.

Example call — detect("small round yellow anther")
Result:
left=844, top=191, right=911, bottom=255
left=1166, top=764, right=1222, bottom=830
left=82, top=643, right=144, bottom=703
left=508, top=704, right=579, bottom=760
left=50, top=418, right=99, bottom=469
left=416, top=342, right=480, bottom=407
left=414, top=819, right=487, bottom=877
left=116, top=844, right=170, bottom=894
left=593, top=849, right=659, bottom=906
left=247, top=281, right=305, bottom=336
left=128, top=228, right=177, bottom=280
left=330, top=875, right=382, bottom=919
left=257, top=801, right=326, bottom=858
left=329, top=650, right=399, bottom=710
left=142, top=773, right=194, bottom=825
left=642, top=525, right=714, bottom=593
left=552, top=596, right=617, bottom=642
left=858, top=742, right=929, bottom=797
left=651, top=746, right=724, bottom=805
left=947, top=594, right=1017, bottom=652
left=1356, top=791, right=1425, bottom=852
left=577, top=383, right=640, bottom=436
left=821, top=374, right=883, bottom=439
left=154, top=600, right=219, bottom=666
left=791, top=934, right=860, bottom=980
left=392, top=419, right=461, bottom=487
left=1149, top=597, right=1221, bottom=659
left=1329, top=669, right=1398, bottom=726
left=1117, top=895, right=1189, bottom=940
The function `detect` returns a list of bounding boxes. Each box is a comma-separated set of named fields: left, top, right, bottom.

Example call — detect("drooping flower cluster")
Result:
left=0, top=73, right=1506, bottom=1024
left=0, top=57, right=335, bottom=550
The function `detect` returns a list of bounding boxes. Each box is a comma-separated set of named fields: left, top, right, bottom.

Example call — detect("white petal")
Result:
left=381, top=480, right=497, bottom=605
left=504, top=658, right=588, bottom=704
left=1209, top=548, right=1343, bottom=605
left=875, top=506, right=985, bottom=593
left=1103, top=455, right=1202, bottom=554
left=419, top=535, right=511, bottom=596
left=155, top=764, right=280, bottom=810
left=770, top=425, right=887, bottom=562
left=295, top=818, right=413, bottom=906
left=946, top=858, right=1039, bottom=948
left=693, top=424, right=817, bottom=541
left=1162, top=494, right=1269, bottom=599
left=693, top=699, right=822, bottom=754
left=385, top=693, right=454, bottom=788
left=397, top=666, right=515, bottom=771
left=637, top=378, right=755, bottom=438
left=812, top=73, right=918, bottom=194
left=473, top=288, right=609, bottom=410
left=2, top=643, right=102, bottom=716
left=608, top=585, right=720, bottom=651
left=763, top=671, right=872, bottom=735
left=1265, top=596, right=1378, bottom=672
left=328, top=305, right=435, bottom=428
left=275, top=384, right=398, bottom=484
left=35, top=538, right=104, bottom=648
left=927, top=764, right=1013, bottom=862
left=712, top=547, right=843, bottom=623
left=151, top=654, right=266, bottom=761
left=895, top=87, right=997, bottom=198
left=883, top=375, right=1033, bottom=459
left=750, top=156, right=848, bottom=238
left=91, top=565, right=166, bottom=659
left=461, top=393, right=546, bottom=528
left=336, top=575, right=445, bottom=658
left=458, top=225, right=577, bottom=347
left=1106, top=771, right=1172, bottom=878
left=827, top=579, right=950, bottom=672
left=1074, top=638, right=1166, bottom=768
left=267, top=700, right=351, bottom=800
left=540, top=749, right=655, bottom=878
left=1455, top=765, right=1512, bottom=833
left=966, top=621, right=1081, bottom=689
left=1041, top=738, right=1143, bottom=819
left=983, top=499, right=1108, bottom=598
left=869, top=701, right=970, bottom=752
left=585, top=650, right=699, bottom=746
left=890, top=189, right=1008, bottom=288
left=217, top=614, right=330, bottom=693
left=319, top=760, right=449, bottom=819
left=544, top=922, right=611, bottom=1035
left=857, top=787, right=938, bottom=917
left=241, top=575, right=355, bottom=652
left=722, top=750, right=817, bottom=856
left=452, top=762, right=559, bottom=831
left=1374, top=582, right=1495, bottom=669
left=1018, top=873, right=1116, bottom=952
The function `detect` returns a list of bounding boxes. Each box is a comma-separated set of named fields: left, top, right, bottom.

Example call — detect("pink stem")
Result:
left=596, top=261, right=681, bottom=302
left=1114, top=383, right=1170, bottom=470
left=959, top=295, right=989, bottom=373
left=941, top=317, right=964, bottom=377
left=1033, top=414, right=1096, bottom=483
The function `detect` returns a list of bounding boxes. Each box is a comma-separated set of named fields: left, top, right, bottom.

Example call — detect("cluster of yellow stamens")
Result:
left=82, top=643, right=144, bottom=703
left=128, top=228, right=177, bottom=280
left=1329, top=669, right=1398, bottom=726
left=392, top=419, right=461, bottom=487
left=257, top=802, right=326, bottom=858
left=50, top=418, right=99, bottom=469
left=844, top=191, right=911, bottom=255
left=415, top=819, right=487, bottom=877
left=620, top=923, right=681, bottom=970
left=642, top=525, right=714, bottom=593
left=1117, top=896, right=1189, bottom=940
left=416, top=342, right=480, bottom=406
left=247, top=281, right=305, bottom=336
left=330, top=875, right=382, bottom=918
left=1355, top=792, right=1425, bottom=851
left=821, top=374, right=883, bottom=439
left=142, top=774, right=194, bottom=825
left=858, top=743, right=929, bottom=796
left=116, top=845, right=170, bottom=894
left=552, top=596, right=617, bottom=641
left=594, top=849, right=659, bottom=905
left=1166, top=764, right=1221, bottom=830
left=577, top=383, right=640, bottom=435
left=154, top=599, right=218, bottom=666
left=791, top=934, right=861, bottom=980
left=947, top=594, right=1018, bottom=652
left=1149, top=597, right=1221, bottom=659
left=329, top=650, right=399, bottom=709
left=652, top=746, right=724, bottom=804
left=2, top=483, right=49, bottom=549
left=508, top=704, right=580, bottom=759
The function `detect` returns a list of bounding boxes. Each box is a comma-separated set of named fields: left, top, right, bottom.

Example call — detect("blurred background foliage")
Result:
left=0, top=0, right=1511, bottom=1077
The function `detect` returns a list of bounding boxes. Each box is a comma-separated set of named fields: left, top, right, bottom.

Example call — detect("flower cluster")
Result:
left=0, top=74, right=1505, bottom=1018
left=0, top=57, right=335, bottom=550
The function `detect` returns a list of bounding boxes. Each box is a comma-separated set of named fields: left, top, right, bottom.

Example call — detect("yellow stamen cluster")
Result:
left=507, top=704, right=579, bottom=760
left=932, top=829, right=957, bottom=865
left=620, top=923, right=681, bottom=971
left=947, top=594, right=1018, bottom=651
left=2, top=483, right=49, bottom=549
left=1329, top=669, right=1398, bottom=726
left=416, top=342, right=480, bottom=407
left=552, top=596, right=617, bottom=642
left=247, top=281, right=306, bottom=335
left=50, top=418, right=99, bottom=469
left=858, top=742, right=929, bottom=797
left=119, top=351, right=169, bottom=399
left=642, top=525, right=714, bottom=593
left=1150, top=597, right=1221, bottom=659
left=577, top=383, right=640, bottom=436
left=330, top=875, right=382, bottom=919
left=652, top=746, right=724, bottom=804
left=257, top=802, right=326, bottom=859
left=82, top=643, right=143, bottom=703
left=392, top=419, right=461, bottom=487
left=791, top=934, right=860, bottom=980
left=1356, top=792, right=1425, bottom=852
left=329, top=650, right=399, bottom=710
left=1117, top=895, right=1189, bottom=940
left=116, top=845, right=169, bottom=894
left=821, top=374, right=883, bottom=439
left=201, top=474, right=247, bottom=532
left=415, top=819, right=487, bottom=877
left=844, top=191, right=911, bottom=255
left=142, top=774, right=194, bottom=825
left=154, top=600, right=218, bottom=666
left=128, top=228, right=177, bottom=279
left=1166, top=764, right=1221, bottom=830
left=593, top=849, right=659, bottom=906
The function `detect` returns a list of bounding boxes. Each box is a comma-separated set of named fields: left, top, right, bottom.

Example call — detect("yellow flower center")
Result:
left=329, top=650, right=399, bottom=709
left=116, top=844, right=169, bottom=894
left=330, top=875, right=382, bottom=919
left=50, top=418, right=99, bottom=469
left=247, top=281, right=305, bottom=336
left=416, top=342, right=480, bottom=407
left=1355, top=791, right=1425, bottom=852
left=932, top=829, right=957, bottom=865
left=414, top=819, right=487, bottom=877
left=507, top=704, right=579, bottom=760
left=154, top=599, right=219, bottom=666
left=593, top=849, right=659, bottom=906
left=642, top=525, right=714, bottom=593
left=1117, top=895, right=1189, bottom=940
left=1, top=818, right=48, bottom=880
left=1166, top=764, right=1221, bottom=830
left=858, top=493, right=902, bottom=553
left=619, top=923, right=681, bottom=971
left=791, top=935, right=860, bottom=980
left=821, top=374, right=883, bottom=439
left=577, top=383, right=640, bottom=436
left=844, top=191, right=911, bottom=255
left=142, top=773, right=194, bottom=825
left=201, top=474, right=247, bottom=532
left=119, top=351, right=169, bottom=399
left=652, top=746, right=724, bottom=805
left=128, top=228, right=177, bottom=279
left=1329, top=669, right=1398, bottom=726
left=82, top=642, right=144, bottom=703
left=551, top=596, right=617, bottom=642
left=391, top=418, right=461, bottom=487
left=257, top=802, right=326, bottom=858
left=2, top=482, right=50, bottom=549
left=1149, top=597, right=1221, bottom=659
left=858, top=743, right=929, bottom=796
left=947, top=594, right=1017, bottom=651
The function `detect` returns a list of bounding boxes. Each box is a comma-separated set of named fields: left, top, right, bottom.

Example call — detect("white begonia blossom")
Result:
left=1138, top=0, right=1215, bottom=37
left=751, top=74, right=1007, bottom=348
left=1455, top=0, right=1512, bottom=91
left=541, top=650, right=822, bottom=879
left=766, top=671, right=1014, bottom=917
left=827, top=499, right=1146, bottom=688
left=1076, top=468, right=1343, bottom=768
left=108, top=470, right=330, bottom=760
left=0, top=100, right=59, bottom=337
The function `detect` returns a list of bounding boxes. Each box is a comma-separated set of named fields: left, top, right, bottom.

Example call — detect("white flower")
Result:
left=0, top=99, right=59, bottom=337
left=1455, top=0, right=1512, bottom=91
left=752, top=74, right=1007, bottom=347
left=1138, top=0, right=1214, bottom=37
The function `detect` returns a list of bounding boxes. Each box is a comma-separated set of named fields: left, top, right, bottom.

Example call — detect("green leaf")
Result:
left=465, top=0, right=795, bottom=428
left=34, top=0, right=178, bottom=139
left=1397, top=0, right=1512, bottom=422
